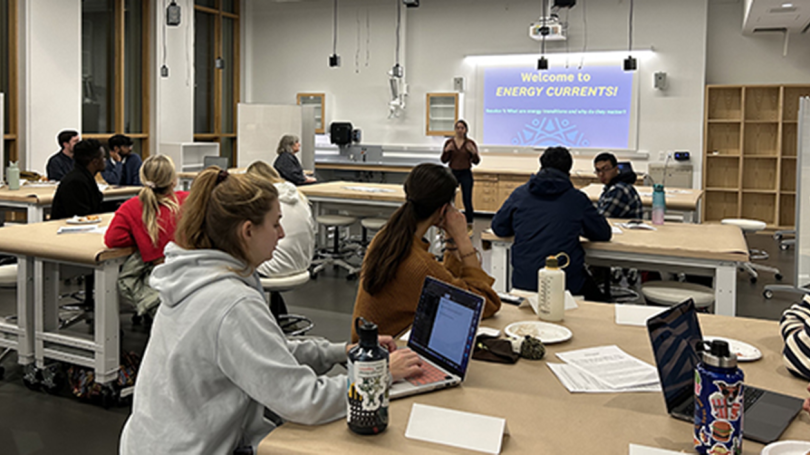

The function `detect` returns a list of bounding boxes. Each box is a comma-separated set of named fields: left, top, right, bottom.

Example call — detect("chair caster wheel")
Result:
left=132, top=314, right=142, bottom=325
left=346, top=273, right=357, bottom=281
left=41, top=364, right=65, bottom=395
left=774, top=233, right=782, bottom=241
left=0, top=366, right=5, bottom=380
left=775, top=273, right=783, bottom=281
left=22, top=365, right=41, bottom=391
left=749, top=276, right=757, bottom=284
left=780, top=244, right=790, bottom=251
left=763, top=289, right=774, bottom=299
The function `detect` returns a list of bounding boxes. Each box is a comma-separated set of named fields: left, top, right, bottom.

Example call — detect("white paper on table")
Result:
left=97, top=183, right=110, bottom=192
left=510, top=288, right=578, bottom=311
left=612, top=226, right=623, bottom=235
left=405, top=403, right=509, bottom=454
left=547, top=363, right=661, bottom=394
left=617, top=222, right=657, bottom=231
left=342, top=185, right=395, bottom=193
left=399, top=329, right=411, bottom=342
left=57, top=225, right=97, bottom=234
left=615, top=304, right=668, bottom=327
left=628, top=443, right=687, bottom=454
left=555, top=345, right=659, bottom=389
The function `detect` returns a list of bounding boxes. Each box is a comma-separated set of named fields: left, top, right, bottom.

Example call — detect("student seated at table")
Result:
left=119, top=168, right=421, bottom=455
left=491, top=146, right=612, bottom=301
left=46, top=129, right=80, bottom=181
left=273, top=134, right=316, bottom=186
left=246, top=161, right=316, bottom=278
left=104, top=155, right=188, bottom=318
left=101, top=134, right=142, bottom=186
left=780, top=295, right=810, bottom=381
left=351, top=163, right=501, bottom=342
left=593, top=151, right=642, bottom=219
left=50, top=139, right=106, bottom=220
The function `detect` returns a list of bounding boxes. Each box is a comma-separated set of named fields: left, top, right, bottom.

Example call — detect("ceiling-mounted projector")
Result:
left=529, top=16, right=566, bottom=41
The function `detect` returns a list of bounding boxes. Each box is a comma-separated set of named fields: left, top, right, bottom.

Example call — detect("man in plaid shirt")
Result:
left=594, top=152, right=643, bottom=219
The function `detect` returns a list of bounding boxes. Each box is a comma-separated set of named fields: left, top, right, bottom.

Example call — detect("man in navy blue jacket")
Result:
left=491, top=146, right=612, bottom=301
left=101, top=134, right=142, bottom=186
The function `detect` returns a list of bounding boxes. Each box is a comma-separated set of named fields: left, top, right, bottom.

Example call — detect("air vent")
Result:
left=769, top=7, right=797, bottom=13
left=753, top=27, right=788, bottom=33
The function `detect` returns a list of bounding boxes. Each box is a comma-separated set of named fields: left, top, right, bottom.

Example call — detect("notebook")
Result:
left=390, top=276, right=485, bottom=400
left=646, top=300, right=804, bottom=443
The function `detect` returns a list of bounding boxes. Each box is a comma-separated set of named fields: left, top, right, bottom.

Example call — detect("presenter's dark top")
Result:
left=441, top=138, right=480, bottom=171
left=273, top=152, right=307, bottom=185
left=46, top=150, right=74, bottom=181
left=51, top=166, right=103, bottom=220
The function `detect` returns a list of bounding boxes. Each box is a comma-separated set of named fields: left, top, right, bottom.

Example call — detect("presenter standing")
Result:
left=441, top=120, right=480, bottom=230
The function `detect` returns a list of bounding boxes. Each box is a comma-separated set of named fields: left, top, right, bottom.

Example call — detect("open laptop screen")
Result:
left=409, top=277, right=484, bottom=379
left=647, top=299, right=703, bottom=413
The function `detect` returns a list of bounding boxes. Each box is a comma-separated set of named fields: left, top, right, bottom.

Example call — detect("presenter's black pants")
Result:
left=452, top=169, right=474, bottom=224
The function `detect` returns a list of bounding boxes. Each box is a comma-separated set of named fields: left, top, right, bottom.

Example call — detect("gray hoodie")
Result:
left=120, top=243, right=347, bottom=455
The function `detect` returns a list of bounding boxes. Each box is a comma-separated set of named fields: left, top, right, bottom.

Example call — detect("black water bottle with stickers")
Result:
left=347, top=317, right=390, bottom=435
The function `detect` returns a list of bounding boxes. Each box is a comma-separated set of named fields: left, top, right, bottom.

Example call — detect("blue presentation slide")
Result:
left=483, top=65, right=634, bottom=149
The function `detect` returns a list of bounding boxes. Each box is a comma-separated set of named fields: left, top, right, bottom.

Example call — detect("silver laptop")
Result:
left=390, top=276, right=485, bottom=400
left=647, top=300, right=804, bottom=443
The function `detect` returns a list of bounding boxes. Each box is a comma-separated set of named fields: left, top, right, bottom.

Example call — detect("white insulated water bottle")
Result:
left=536, top=253, right=568, bottom=322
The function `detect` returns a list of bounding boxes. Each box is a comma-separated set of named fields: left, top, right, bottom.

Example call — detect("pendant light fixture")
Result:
left=623, top=0, right=636, bottom=71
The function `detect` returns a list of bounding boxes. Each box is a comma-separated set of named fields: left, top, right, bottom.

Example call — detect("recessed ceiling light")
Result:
left=782, top=2, right=794, bottom=7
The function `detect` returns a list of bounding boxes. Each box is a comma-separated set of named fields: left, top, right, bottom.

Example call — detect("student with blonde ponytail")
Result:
left=351, top=163, right=501, bottom=342
left=120, top=167, right=421, bottom=455
left=105, top=155, right=188, bottom=317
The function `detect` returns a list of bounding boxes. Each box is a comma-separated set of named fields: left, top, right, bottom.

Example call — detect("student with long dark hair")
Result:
left=351, top=163, right=501, bottom=342
left=441, top=120, right=479, bottom=228
left=120, top=168, right=420, bottom=455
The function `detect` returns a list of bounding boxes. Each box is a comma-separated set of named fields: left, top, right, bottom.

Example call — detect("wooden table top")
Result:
left=483, top=220, right=749, bottom=263
left=299, top=181, right=405, bottom=204
left=259, top=302, right=809, bottom=454
left=580, top=183, right=704, bottom=211
left=0, top=184, right=141, bottom=206
left=0, top=213, right=132, bottom=265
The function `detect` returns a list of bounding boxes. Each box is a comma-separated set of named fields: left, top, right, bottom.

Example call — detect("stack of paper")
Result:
left=548, top=345, right=661, bottom=393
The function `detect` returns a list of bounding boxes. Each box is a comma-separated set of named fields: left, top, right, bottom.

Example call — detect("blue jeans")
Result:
left=452, top=169, right=474, bottom=224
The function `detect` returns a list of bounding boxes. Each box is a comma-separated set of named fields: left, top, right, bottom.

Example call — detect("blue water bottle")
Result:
left=347, top=317, right=390, bottom=435
left=652, top=183, right=666, bottom=225
left=694, top=339, right=744, bottom=455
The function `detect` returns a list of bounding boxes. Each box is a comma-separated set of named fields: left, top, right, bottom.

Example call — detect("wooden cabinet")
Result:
left=426, top=93, right=459, bottom=136
left=296, top=93, right=325, bottom=134
left=702, top=84, right=810, bottom=229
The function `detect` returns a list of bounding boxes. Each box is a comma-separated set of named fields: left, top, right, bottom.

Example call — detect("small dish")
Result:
left=760, top=440, right=810, bottom=455
left=66, top=215, right=102, bottom=225
left=703, top=336, right=762, bottom=362
left=504, top=321, right=572, bottom=344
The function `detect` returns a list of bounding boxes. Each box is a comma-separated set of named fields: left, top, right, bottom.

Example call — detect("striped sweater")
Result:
left=780, top=295, right=810, bottom=380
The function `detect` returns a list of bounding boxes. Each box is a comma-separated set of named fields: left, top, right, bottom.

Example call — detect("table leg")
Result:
left=490, top=242, right=510, bottom=293
left=94, top=261, right=121, bottom=384
left=315, top=201, right=327, bottom=250
left=714, top=263, right=737, bottom=316
left=34, top=260, right=59, bottom=368
left=27, top=205, right=44, bottom=223
left=15, top=256, right=34, bottom=365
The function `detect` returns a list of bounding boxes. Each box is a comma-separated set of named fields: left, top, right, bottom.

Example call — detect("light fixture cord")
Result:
left=541, top=0, right=547, bottom=56
left=628, top=0, right=634, bottom=53
left=579, top=0, right=587, bottom=69
left=163, top=0, right=168, bottom=68
left=333, top=0, right=338, bottom=55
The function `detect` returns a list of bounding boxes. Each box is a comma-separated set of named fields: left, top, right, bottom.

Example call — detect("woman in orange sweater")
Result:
left=351, top=163, right=501, bottom=342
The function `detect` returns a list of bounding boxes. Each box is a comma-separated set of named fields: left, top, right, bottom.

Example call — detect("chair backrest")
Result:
left=203, top=156, right=229, bottom=170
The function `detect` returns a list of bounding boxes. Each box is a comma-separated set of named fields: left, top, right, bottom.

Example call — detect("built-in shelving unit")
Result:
left=702, top=84, right=810, bottom=229
left=297, top=93, right=325, bottom=134
left=425, top=92, right=459, bottom=136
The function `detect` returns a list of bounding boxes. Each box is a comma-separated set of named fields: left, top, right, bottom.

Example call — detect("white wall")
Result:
left=23, top=0, right=81, bottom=174
left=706, top=0, right=810, bottom=85
left=244, top=0, right=708, bottom=186
left=151, top=0, right=194, bottom=154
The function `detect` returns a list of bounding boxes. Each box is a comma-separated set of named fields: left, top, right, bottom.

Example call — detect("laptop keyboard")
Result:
left=683, top=386, right=765, bottom=417
left=406, top=361, right=453, bottom=386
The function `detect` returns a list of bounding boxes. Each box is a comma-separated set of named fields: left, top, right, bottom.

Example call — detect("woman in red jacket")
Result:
left=105, top=155, right=189, bottom=318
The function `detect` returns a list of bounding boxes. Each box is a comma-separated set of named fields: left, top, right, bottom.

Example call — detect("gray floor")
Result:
left=0, top=219, right=802, bottom=455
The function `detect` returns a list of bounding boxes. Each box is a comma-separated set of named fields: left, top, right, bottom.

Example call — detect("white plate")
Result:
left=703, top=336, right=762, bottom=362
left=760, top=440, right=810, bottom=455
left=66, top=216, right=102, bottom=225
left=504, top=321, right=573, bottom=344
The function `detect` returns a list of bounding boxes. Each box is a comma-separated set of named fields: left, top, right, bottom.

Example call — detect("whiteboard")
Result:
left=796, top=97, right=810, bottom=285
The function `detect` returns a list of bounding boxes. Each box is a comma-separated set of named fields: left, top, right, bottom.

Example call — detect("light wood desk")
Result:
left=0, top=184, right=141, bottom=223
left=482, top=222, right=749, bottom=316
left=0, top=214, right=133, bottom=385
left=580, top=183, right=704, bottom=223
left=259, top=302, right=809, bottom=454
